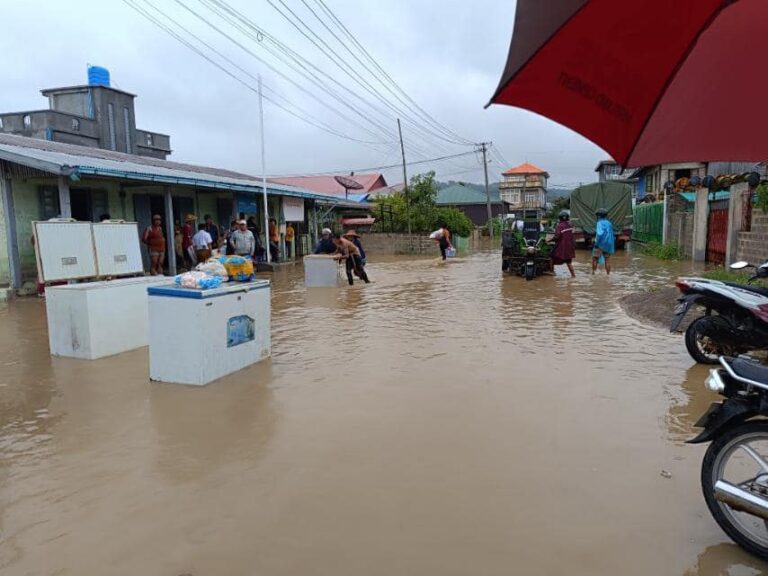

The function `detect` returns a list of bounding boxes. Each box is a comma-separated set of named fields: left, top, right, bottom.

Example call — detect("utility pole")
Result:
left=480, top=142, right=493, bottom=240
left=258, top=74, right=270, bottom=263
left=397, top=118, right=411, bottom=236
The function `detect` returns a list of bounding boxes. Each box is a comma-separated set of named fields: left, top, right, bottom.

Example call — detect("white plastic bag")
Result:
left=429, top=229, right=443, bottom=240
left=195, top=259, right=228, bottom=279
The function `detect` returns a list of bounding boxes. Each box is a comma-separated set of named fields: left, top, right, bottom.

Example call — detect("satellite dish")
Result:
left=334, top=175, right=364, bottom=199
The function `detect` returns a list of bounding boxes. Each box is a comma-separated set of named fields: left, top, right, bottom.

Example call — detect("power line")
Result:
left=312, top=0, right=474, bottom=146
left=197, top=0, right=442, bottom=159
left=278, top=149, right=479, bottom=177
left=123, top=0, right=387, bottom=147
left=264, top=0, right=470, bottom=151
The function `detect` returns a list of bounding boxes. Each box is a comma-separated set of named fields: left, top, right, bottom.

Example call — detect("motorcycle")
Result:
left=689, top=355, right=768, bottom=560
left=501, top=216, right=553, bottom=281
left=670, top=261, right=768, bottom=364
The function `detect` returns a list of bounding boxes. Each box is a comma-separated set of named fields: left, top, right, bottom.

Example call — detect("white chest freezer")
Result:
left=147, top=280, right=271, bottom=386
left=45, top=276, right=169, bottom=359
left=303, top=255, right=340, bottom=287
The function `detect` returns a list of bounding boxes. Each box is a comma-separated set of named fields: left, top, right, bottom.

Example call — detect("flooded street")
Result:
left=2, top=248, right=767, bottom=576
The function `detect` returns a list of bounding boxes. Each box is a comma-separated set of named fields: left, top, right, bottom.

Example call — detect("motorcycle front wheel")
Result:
left=702, top=420, right=768, bottom=560
left=685, top=316, right=735, bottom=364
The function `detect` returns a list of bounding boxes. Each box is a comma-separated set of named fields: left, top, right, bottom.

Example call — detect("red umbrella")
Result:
left=488, top=0, right=766, bottom=167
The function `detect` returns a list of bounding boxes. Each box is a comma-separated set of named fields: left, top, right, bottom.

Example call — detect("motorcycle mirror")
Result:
left=730, top=261, right=750, bottom=270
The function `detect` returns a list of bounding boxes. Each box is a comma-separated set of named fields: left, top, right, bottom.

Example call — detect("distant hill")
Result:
left=436, top=180, right=573, bottom=200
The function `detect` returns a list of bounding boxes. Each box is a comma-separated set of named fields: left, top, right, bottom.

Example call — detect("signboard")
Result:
left=237, top=194, right=260, bottom=215
left=282, top=197, right=305, bottom=222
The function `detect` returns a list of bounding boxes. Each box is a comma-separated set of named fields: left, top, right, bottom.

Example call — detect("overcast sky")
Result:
left=2, top=0, right=606, bottom=188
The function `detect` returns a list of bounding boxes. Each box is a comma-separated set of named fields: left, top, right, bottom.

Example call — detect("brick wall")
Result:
left=737, top=209, right=768, bottom=265
left=361, top=233, right=441, bottom=255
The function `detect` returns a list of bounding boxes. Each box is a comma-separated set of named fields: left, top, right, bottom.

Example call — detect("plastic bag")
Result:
left=196, top=259, right=228, bottom=279
left=174, top=271, right=223, bottom=290
left=429, top=229, right=443, bottom=240
left=218, top=255, right=254, bottom=282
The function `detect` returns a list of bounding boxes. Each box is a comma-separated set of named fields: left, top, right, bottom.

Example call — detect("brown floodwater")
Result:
left=1, top=247, right=767, bottom=576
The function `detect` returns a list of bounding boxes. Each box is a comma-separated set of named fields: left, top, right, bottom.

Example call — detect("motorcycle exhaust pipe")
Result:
left=714, top=480, right=768, bottom=520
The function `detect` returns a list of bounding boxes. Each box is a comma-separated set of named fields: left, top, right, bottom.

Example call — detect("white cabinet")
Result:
left=148, top=281, right=271, bottom=386
left=303, top=255, right=340, bottom=287
left=45, top=276, right=168, bottom=359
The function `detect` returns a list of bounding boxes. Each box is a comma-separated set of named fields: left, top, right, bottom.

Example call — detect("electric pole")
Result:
left=397, top=118, right=411, bottom=236
left=480, top=142, right=493, bottom=240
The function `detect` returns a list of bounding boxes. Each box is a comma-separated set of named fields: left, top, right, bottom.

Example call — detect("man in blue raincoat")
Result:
left=592, top=208, right=615, bottom=275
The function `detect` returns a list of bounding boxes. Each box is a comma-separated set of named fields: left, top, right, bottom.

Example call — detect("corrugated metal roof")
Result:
left=0, top=133, right=367, bottom=208
left=437, top=183, right=503, bottom=205
left=269, top=173, right=386, bottom=195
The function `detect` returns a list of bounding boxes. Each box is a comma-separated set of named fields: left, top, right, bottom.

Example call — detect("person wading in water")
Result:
left=551, top=210, right=576, bottom=277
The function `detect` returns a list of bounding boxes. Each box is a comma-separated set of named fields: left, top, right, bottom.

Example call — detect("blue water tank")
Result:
left=87, top=66, right=110, bottom=87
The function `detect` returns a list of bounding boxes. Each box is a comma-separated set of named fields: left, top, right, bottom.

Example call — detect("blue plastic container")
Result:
left=87, top=66, right=110, bottom=87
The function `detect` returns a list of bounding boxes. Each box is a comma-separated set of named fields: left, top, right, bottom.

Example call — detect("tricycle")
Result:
left=501, top=212, right=553, bottom=280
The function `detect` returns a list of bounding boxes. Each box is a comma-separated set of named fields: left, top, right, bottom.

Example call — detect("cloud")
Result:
left=0, top=0, right=604, bottom=187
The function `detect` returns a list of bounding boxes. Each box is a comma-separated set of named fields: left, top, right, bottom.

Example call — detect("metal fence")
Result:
left=632, top=202, right=663, bottom=243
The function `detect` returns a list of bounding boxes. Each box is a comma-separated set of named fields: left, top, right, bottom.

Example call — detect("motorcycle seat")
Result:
left=730, top=357, right=768, bottom=385
left=725, top=282, right=768, bottom=298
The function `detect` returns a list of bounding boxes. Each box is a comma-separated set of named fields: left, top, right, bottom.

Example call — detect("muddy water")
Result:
left=0, top=248, right=767, bottom=575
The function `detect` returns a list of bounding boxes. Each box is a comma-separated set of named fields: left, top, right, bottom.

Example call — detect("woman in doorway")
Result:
left=141, top=214, right=166, bottom=275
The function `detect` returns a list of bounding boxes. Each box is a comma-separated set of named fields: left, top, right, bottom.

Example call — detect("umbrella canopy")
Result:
left=488, top=0, right=767, bottom=167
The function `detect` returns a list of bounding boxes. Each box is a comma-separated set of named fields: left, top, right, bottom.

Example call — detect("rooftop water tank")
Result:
left=87, top=66, right=110, bottom=87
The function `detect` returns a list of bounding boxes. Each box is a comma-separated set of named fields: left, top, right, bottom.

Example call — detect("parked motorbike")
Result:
left=689, top=355, right=768, bottom=559
left=670, top=261, right=768, bottom=364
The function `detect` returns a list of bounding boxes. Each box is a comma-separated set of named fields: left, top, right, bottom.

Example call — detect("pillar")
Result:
left=691, top=187, right=709, bottom=262
left=164, top=186, right=176, bottom=276
left=1, top=162, right=22, bottom=289
left=725, top=182, right=747, bottom=267
left=58, top=175, right=72, bottom=218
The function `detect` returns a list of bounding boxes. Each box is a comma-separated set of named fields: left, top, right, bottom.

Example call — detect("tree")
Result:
left=372, top=171, right=473, bottom=237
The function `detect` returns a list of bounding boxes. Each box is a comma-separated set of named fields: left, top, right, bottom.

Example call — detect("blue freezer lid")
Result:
left=148, top=279, right=270, bottom=299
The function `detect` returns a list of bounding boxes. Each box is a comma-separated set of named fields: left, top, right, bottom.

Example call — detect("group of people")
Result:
left=550, top=208, right=615, bottom=277
left=314, top=228, right=370, bottom=285
left=142, top=213, right=299, bottom=274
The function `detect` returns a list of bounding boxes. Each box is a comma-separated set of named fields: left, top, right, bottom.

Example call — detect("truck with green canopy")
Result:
left=569, top=182, right=633, bottom=249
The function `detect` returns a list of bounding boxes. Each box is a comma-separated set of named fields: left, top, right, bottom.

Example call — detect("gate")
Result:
left=706, top=199, right=729, bottom=265
left=632, top=202, right=663, bottom=243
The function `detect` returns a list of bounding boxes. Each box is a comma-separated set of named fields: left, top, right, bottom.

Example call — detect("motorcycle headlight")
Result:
left=526, top=246, right=536, bottom=254
left=705, top=369, right=726, bottom=393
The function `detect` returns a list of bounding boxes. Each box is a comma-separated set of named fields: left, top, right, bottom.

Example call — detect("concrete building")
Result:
left=0, top=134, right=364, bottom=292
left=595, top=159, right=639, bottom=199
left=630, top=162, right=707, bottom=200
left=498, top=162, right=548, bottom=210
left=0, top=68, right=171, bottom=160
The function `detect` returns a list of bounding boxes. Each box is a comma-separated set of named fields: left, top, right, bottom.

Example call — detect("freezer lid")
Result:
left=147, top=280, right=270, bottom=299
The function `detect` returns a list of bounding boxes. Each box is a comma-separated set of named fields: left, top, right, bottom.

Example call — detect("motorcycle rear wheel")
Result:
left=702, top=421, right=768, bottom=560
left=685, top=316, right=735, bottom=364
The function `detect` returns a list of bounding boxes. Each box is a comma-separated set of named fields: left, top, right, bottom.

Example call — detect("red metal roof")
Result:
left=502, top=162, right=549, bottom=177
left=269, top=173, right=387, bottom=195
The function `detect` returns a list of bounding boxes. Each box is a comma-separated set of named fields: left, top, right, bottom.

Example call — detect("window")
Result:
left=145, top=133, right=154, bottom=147
left=123, top=107, right=132, bottom=152
left=526, top=193, right=537, bottom=206
left=23, top=114, right=31, bottom=128
left=71, top=118, right=80, bottom=131
left=107, top=103, right=116, bottom=151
